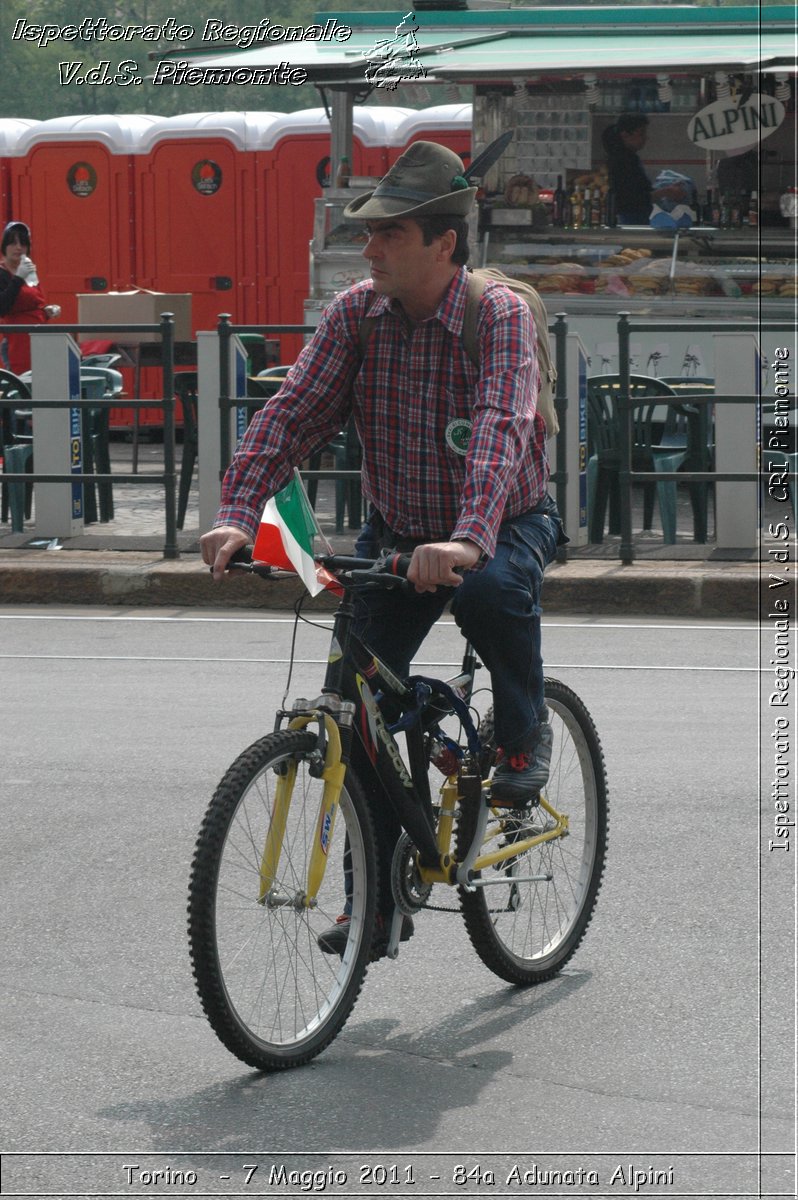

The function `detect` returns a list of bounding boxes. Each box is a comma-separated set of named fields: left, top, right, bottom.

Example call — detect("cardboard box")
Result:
left=78, top=291, right=192, bottom=344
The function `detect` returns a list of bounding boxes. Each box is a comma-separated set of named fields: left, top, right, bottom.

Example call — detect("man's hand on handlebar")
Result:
left=200, top=526, right=250, bottom=581
left=407, top=539, right=482, bottom=593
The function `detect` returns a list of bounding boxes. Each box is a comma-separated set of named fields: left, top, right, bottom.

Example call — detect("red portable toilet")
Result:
left=389, top=104, right=472, bottom=165
left=246, top=108, right=333, bottom=357
left=10, top=115, right=159, bottom=324
left=353, top=106, right=412, bottom=178
left=0, top=120, right=40, bottom=226
left=135, top=111, right=283, bottom=338
left=135, top=108, right=414, bottom=375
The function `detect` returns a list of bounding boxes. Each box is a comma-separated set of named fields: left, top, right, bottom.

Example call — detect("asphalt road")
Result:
left=0, top=606, right=792, bottom=1200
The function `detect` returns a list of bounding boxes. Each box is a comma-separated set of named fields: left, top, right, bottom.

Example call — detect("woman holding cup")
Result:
left=0, top=220, right=61, bottom=375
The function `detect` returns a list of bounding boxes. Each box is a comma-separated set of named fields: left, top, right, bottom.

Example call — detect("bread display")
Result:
left=499, top=245, right=788, bottom=299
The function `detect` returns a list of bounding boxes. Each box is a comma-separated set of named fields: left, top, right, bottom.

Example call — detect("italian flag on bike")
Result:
left=254, top=471, right=339, bottom=595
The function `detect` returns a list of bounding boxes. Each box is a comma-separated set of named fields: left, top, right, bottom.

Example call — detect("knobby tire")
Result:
left=188, top=729, right=378, bottom=1070
left=457, top=678, right=608, bottom=985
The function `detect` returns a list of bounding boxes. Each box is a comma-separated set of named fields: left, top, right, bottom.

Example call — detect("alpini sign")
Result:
left=687, top=93, right=785, bottom=150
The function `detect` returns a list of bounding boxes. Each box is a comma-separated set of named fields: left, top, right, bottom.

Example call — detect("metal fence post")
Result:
left=217, top=314, right=232, bottom=477
left=617, top=313, right=634, bottom=565
left=160, top=313, right=178, bottom=560
left=553, top=312, right=568, bottom=562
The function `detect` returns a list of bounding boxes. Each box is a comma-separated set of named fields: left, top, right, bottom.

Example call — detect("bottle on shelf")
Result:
left=582, top=188, right=592, bottom=228
left=702, top=188, right=714, bottom=225
left=590, top=187, right=603, bottom=227
left=748, top=190, right=759, bottom=227
left=562, top=192, right=574, bottom=228
left=553, top=175, right=566, bottom=226
left=335, top=156, right=351, bottom=188
left=569, top=190, right=581, bottom=229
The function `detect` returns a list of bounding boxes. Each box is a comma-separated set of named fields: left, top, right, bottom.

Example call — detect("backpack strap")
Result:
left=462, top=268, right=559, bottom=435
left=356, top=290, right=379, bottom=363
left=461, top=270, right=487, bottom=369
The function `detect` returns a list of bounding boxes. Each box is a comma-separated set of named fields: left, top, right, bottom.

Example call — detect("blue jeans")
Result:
left=352, top=497, right=566, bottom=751
left=342, top=498, right=565, bottom=918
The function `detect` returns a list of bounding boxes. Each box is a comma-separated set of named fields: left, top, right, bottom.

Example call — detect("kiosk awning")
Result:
left=181, top=7, right=797, bottom=85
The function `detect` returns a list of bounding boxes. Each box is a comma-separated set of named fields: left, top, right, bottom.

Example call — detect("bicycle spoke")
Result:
left=189, top=730, right=378, bottom=1070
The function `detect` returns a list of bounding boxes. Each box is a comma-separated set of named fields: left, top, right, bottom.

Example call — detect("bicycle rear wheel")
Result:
left=188, top=729, right=378, bottom=1070
left=458, top=678, right=607, bottom=985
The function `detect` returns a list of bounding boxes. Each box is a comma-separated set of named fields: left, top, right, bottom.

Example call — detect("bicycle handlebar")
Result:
left=223, top=546, right=416, bottom=590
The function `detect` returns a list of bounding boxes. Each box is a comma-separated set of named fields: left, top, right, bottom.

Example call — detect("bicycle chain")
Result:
left=419, top=897, right=513, bottom=916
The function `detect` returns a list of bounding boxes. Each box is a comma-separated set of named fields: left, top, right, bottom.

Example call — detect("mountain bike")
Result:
left=188, top=550, right=608, bottom=1071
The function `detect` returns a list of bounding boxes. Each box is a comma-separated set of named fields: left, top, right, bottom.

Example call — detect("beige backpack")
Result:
left=462, top=268, right=559, bottom=436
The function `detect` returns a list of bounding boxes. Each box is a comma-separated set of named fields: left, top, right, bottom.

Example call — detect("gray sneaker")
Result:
left=490, top=718, right=553, bottom=808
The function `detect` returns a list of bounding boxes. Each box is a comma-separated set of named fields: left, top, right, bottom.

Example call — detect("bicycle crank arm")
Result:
left=454, top=799, right=492, bottom=888
left=384, top=908, right=405, bottom=959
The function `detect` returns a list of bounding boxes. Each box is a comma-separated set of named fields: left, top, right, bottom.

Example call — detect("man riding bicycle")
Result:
left=200, top=141, right=566, bottom=954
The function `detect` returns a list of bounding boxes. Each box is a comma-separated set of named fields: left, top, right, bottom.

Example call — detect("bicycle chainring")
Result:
left=391, top=832, right=434, bottom=916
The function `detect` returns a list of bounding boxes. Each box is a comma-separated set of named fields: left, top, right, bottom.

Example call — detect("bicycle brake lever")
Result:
left=348, top=570, right=411, bottom=591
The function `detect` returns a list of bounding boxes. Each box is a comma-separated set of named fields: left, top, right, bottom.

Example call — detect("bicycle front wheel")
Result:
left=188, top=729, right=378, bottom=1070
left=458, top=678, right=608, bottom=985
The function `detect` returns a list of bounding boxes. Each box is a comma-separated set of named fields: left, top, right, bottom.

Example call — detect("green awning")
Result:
left=426, top=32, right=795, bottom=80
left=186, top=9, right=796, bottom=85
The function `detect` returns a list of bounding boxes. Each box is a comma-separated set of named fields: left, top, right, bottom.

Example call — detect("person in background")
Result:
left=602, top=114, right=687, bottom=224
left=716, top=145, right=758, bottom=205
left=0, top=221, right=61, bottom=375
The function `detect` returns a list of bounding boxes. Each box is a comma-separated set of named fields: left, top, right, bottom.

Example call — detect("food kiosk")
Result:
left=257, top=4, right=794, bottom=372
left=188, top=4, right=794, bottom=551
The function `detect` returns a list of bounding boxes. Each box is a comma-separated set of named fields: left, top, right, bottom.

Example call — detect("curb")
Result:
left=0, top=551, right=762, bottom=617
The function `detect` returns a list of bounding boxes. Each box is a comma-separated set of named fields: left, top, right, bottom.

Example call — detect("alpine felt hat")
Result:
left=343, top=141, right=476, bottom=220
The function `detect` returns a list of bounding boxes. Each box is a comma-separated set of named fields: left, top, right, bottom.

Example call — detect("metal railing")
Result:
left=616, top=313, right=796, bottom=564
left=1, top=315, right=179, bottom=558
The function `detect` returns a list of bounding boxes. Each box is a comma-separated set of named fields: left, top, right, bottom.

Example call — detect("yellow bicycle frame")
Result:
left=259, top=721, right=569, bottom=904
left=416, top=777, right=570, bottom=887
left=474, top=795, right=570, bottom=872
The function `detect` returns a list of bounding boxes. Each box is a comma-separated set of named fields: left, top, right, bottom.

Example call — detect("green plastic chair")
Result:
left=174, top=372, right=198, bottom=530
left=80, top=373, right=113, bottom=524
left=587, top=374, right=707, bottom=544
left=1, top=368, right=33, bottom=532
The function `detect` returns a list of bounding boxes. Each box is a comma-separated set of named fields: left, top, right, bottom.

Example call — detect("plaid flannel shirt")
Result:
left=215, top=267, right=548, bottom=559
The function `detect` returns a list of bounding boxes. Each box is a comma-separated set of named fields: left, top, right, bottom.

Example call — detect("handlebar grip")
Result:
left=382, top=552, right=413, bottom=579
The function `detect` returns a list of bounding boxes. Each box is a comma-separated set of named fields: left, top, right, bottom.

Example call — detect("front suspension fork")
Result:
left=258, top=707, right=350, bottom=907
